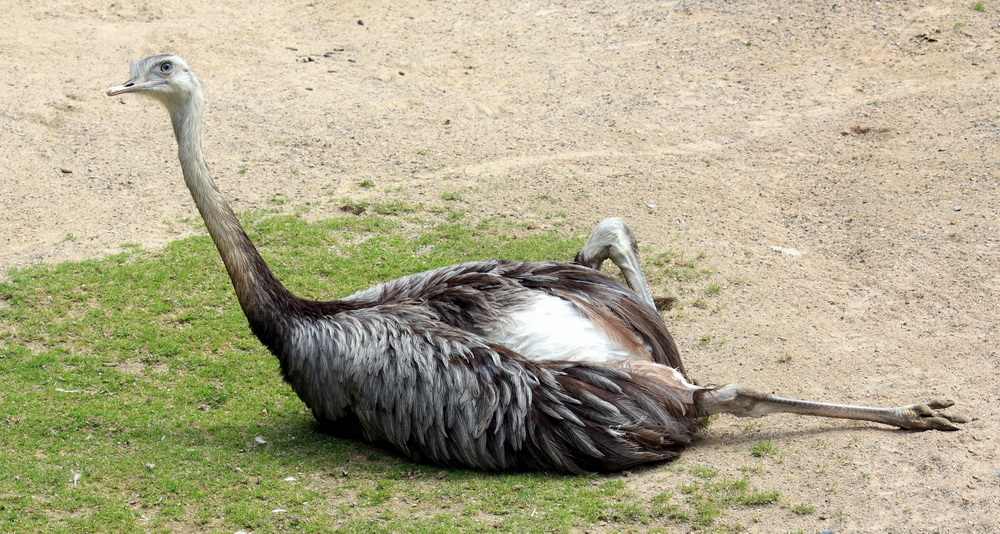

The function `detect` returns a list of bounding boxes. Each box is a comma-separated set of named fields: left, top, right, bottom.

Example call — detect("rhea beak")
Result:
left=107, top=77, right=161, bottom=96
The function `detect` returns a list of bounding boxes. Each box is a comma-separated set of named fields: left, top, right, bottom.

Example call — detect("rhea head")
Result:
left=107, top=55, right=202, bottom=107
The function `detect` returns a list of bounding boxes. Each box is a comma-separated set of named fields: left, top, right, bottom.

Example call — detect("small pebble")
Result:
left=770, top=245, right=803, bottom=256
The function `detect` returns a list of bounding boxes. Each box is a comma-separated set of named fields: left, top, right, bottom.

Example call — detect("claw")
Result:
left=899, top=400, right=970, bottom=431
left=943, top=413, right=972, bottom=424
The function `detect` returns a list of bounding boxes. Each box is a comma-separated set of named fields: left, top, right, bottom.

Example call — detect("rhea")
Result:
left=107, top=55, right=967, bottom=473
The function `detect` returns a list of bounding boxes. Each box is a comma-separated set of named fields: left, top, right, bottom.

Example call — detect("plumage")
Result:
left=108, top=55, right=968, bottom=474
left=264, top=260, right=702, bottom=472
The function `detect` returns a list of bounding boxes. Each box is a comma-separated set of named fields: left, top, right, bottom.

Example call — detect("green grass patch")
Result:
left=647, top=251, right=712, bottom=282
left=0, top=212, right=779, bottom=531
left=652, top=467, right=780, bottom=529
left=334, top=198, right=421, bottom=217
left=750, top=441, right=780, bottom=458
left=791, top=503, right=816, bottom=515
left=642, top=250, right=724, bottom=312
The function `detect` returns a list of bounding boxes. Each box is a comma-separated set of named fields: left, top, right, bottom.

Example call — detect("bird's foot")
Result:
left=895, top=400, right=971, bottom=431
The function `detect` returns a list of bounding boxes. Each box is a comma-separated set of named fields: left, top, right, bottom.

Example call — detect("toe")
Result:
left=926, top=399, right=955, bottom=410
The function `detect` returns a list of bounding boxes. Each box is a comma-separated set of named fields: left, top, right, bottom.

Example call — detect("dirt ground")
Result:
left=2, top=0, right=997, bottom=531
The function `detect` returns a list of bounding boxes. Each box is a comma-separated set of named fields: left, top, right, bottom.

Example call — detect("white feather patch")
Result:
left=485, top=294, right=642, bottom=363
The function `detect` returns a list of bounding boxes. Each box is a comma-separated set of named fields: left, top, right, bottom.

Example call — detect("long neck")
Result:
left=168, top=93, right=295, bottom=332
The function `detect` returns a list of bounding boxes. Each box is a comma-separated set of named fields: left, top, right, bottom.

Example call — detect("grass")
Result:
left=653, top=467, right=780, bottom=529
left=0, top=211, right=785, bottom=532
left=643, top=250, right=720, bottom=314
left=335, top=198, right=421, bottom=217
left=750, top=441, right=779, bottom=458
left=647, top=250, right=712, bottom=283
left=790, top=503, right=816, bottom=515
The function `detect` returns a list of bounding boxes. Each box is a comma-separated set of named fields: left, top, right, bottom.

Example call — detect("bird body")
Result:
left=255, top=258, right=700, bottom=472
left=108, top=55, right=967, bottom=474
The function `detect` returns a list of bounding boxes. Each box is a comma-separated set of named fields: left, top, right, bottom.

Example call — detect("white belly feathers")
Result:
left=484, top=293, right=644, bottom=363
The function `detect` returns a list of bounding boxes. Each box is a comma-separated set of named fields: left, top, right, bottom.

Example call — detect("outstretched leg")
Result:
left=575, top=218, right=659, bottom=312
left=697, top=384, right=970, bottom=431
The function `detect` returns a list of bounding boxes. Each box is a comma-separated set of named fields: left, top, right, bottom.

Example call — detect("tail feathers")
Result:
left=653, top=296, right=676, bottom=311
left=522, top=361, right=702, bottom=473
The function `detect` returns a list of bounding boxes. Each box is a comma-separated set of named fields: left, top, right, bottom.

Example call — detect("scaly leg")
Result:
left=575, top=218, right=658, bottom=312
left=698, top=384, right=970, bottom=431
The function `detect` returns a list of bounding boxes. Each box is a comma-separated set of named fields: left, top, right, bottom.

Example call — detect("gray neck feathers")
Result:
left=168, top=90, right=293, bottom=323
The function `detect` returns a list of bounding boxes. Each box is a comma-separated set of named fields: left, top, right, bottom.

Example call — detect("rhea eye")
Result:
left=159, top=61, right=173, bottom=74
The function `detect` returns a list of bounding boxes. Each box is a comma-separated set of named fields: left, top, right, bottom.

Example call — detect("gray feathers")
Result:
left=265, top=260, right=700, bottom=473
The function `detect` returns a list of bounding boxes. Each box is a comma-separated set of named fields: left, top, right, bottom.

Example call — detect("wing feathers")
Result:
left=272, top=259, right=697, bottom=473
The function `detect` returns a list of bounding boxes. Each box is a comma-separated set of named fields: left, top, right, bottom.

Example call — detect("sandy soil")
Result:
left=2, top=0, right=998, bottom=531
